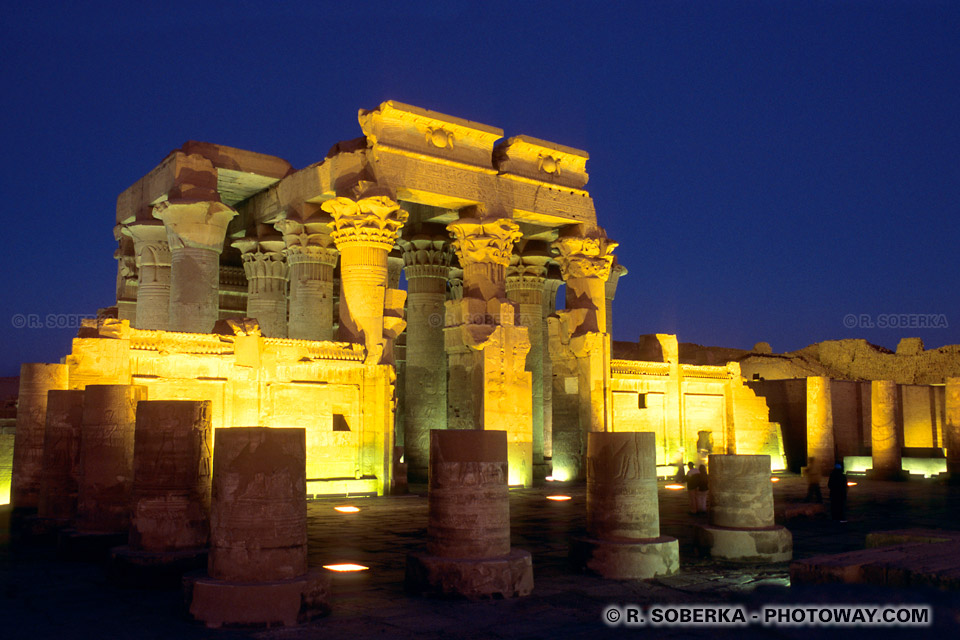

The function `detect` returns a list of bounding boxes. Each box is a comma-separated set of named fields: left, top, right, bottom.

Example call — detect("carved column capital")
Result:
left=323, top=195, right=408, bottom=251
left=274, top=218, right=339, bottom=266
left=124, top=221, right=172, bottom=268
left=552, top=226, right=618, bottom=282
left=232, top=237, right=288, bottom=286
left=400, top=236, right=453, bottom=281
left=446, top=217, right=522, bottom=268
left=153, top=200, right=237, bottom=253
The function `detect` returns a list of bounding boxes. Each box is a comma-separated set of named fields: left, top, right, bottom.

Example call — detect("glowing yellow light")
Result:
left=545, top=475, right=556, bottom=482
left=770, top=477, right=780, bottom=483
left=334, top=506, right=360, bottom=513
left=847, top=481, right=857, bottom=487
left=665, top=484, right=685, bottom=490
left=546, top=495, right=572, bottom=501
left=323, top=563, right=369, bottom=572
left=551, top=469, right=570, bottom=482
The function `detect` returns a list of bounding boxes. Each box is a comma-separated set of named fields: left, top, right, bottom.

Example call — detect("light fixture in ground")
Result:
left=665, top=484, right=685, bottom=490
left=546, top=495, right=572, bottom=501
left=323, top=563, right=369, bottom=572
left=334, top=506, right=360, bottom=513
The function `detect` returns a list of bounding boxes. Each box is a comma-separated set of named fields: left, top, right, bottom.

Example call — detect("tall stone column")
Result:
left=186, top=427, right=328, bottom=628
left=322, top=195, right=407, bottom=363
left=541, top=270, right=562, bottom=460
left=446, top=213, right=532, bottom=487
left=114, top=228, right=138, bottom=324
left=506, top=242, right=551, bottom=471
left=233, top=237, right=288, bottom=337
left=870, top=380, right=903, bottom=480
left=406, top=430, right=533, bottom=598
left=275, top=218, right=338, bottom=341
left=604, top=259, right=627, bottom=335
left=10, top=363, right=68, bottom=511
left=75, top=384, right=148, bottom=535
left=946, top=378, right=960, bottom=478
left=806, top=376, right=835, bottom=476
left=154, top=200, right=237, bottom=334
left=125, top=221, right=172, bottom=330
left=696, top=455, right=792, bottom=562
left=551, top=226, right=617, bottom=480
left=400, top=234, right=451, bottom=483
left=37, top=390, right=85, bottom=524
left=571, top=432, right=679, bottom=579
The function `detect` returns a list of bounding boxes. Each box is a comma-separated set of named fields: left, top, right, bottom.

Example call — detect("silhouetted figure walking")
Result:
left=828, top=461, right=848, bottom=522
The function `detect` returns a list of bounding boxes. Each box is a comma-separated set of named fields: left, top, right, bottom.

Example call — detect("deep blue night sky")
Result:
left=1, top=1, right=958, bottom=376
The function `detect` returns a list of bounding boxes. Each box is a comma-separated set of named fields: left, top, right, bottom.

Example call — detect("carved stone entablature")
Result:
left=323, top=196, right=408, bottom=250
left=553, top=226, right=618, bottom=282
left=358, top=100, right=503, bottom=169
left=153, top=200, right=237, bottom=253
left=493, top=135, right=589, bottom=190
left=447, top=217, right=523, bottom=268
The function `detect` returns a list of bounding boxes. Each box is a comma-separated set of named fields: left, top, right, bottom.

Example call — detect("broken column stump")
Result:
left=30, top=390, right=85, bottom=537
left=406, top=430, right=534, bottom=599
left=570, top=432, right=679, bottom=579
left=185, top=427, right=328, bottom=628
left=695, top=454, right=792, bottom=562
left=110, top=401, right=213, bottom=587
left=59, top=384, right=147, bottom=559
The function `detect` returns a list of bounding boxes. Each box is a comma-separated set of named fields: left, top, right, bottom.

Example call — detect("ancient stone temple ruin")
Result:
left=9, top=101, right=785, bottom=507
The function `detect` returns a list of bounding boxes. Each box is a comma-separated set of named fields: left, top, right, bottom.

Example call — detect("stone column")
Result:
left=114, top=229, right=138, bottom=324
left=154, top=200, right=237, bottom=334
left=400, top=235, right=451, bottom=483
left=10, top=363, right=68, bottom=511
left=406, top=430, right=533, bottom=598
left=506, top=242, right=550, bottom=471
left=604, top=259, right=627, bottom=335
left=186, top=427, right=328, bottom=628
left=571, top=432, right=679, bottom=579
left=37, top=390, right=85, bottom=524
left=541, top=270, right=562, bottom=460
left=870, top=380, right=903, bottom=480
left=806, top=376, right=836, bottom=476
left=125, top=221, right=172, bottom=330
left=446, top=213, right=532, bottom=487
left=275, top=218, right=338, bottom=341
left=553, top=226, right=617, bottom=337
left=696, top=455, right=792, bottom=562
left=233, top=237, right=288, bottom=337
left=75, top=384, right=147, bottom=535
left=323, top=195, right=407, bottom=363
left=946, top=378, right=960, bottom=477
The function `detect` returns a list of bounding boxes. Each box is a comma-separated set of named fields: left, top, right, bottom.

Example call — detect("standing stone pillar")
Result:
left=275, top=217, right=339, bottom=341
left=114, top=229, right=138, bottom=324
left=446, top=213, right=532, bottom=487
left=541, top=270, right=562, bottom=460
left=11, top=363, right=68, bottom=512
left=154, top=200, right=237, bottom=334
left=400, top=234, right=451, bottom=483
left=186, top=427, right=328, bottom=628
left=111, top=401, right=213, bottom=584
left=603, top=259, right=627, bottom=335
left=406, top=430, right=533, bottom=598
left=870, top=380, right=904, bottom=480
left=37, top=390, right=85, bottom=525
left=233, top=236, right=288, bottom=337
left=570, top=432, right=679, bottom=579
left=696, top=455, right=792, bottom=562
left=806, top=376, right=835, bottom=476
left=551, top=226, right=617, bottom=480
left=506, top=242, right=551, bottom=474
left=323, top=195, right=408, bottom=363
left=946, top=378, right=960, bottom=479
left=125, top=221, right=172, bottom=330
left=61, top=384, right=147, bottom=557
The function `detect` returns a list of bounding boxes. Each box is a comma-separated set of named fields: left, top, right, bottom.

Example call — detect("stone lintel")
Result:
left=494, top=134, right=589, bottom=190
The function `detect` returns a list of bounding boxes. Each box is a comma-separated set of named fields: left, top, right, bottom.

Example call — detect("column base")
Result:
left=109, top=545, right=208, bottom=588
left=57, top=529, right=129, bottom=562
left=695, top=524, right=793, bottom=563
left=570, top=535, right=679, bottom=580
left=184, top=568, right=330, bottom=628
left=17, top=515, right=70, bottom=544
left=405, top=549, right=534, bottom=599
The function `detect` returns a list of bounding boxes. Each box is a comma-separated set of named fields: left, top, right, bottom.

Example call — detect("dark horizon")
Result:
left=2, top=1, right=958, bottom=376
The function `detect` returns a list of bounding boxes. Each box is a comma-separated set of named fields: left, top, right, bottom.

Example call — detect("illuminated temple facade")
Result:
left=34, top=101, right=787, bottom=497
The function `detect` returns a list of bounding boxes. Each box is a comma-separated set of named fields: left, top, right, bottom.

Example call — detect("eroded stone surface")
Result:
left=708, top=454, right=775, bottom=529
left=871, top=380, right=902, bottom=479
left=37, top=389, right=85, bottom=521
left=11, top=363, right=68, bottom=509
